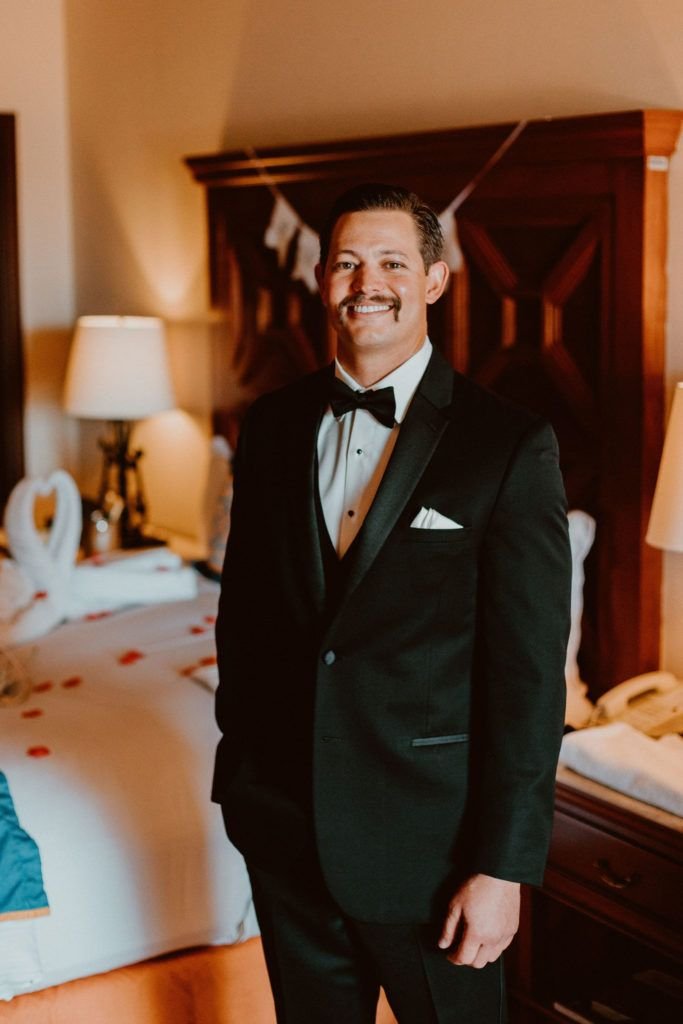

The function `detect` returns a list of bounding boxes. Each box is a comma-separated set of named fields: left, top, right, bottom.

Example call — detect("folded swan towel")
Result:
left=0, top=472, right=197, bottom=646
left=4, top=470, right=81, bottom=599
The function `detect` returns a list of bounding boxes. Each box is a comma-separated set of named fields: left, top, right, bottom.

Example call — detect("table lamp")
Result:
left=63, top=316, right=175, bottom=548
left=646, top=381, right=683, bottom=552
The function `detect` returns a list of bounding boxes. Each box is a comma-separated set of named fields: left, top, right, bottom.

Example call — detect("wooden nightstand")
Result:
left=506, top=768, right=683, bottom=1023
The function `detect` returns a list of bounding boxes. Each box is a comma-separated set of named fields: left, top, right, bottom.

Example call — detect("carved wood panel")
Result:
left=441, top=197, right=609, bottom=685
left=188, top=111, right=681, bottom=694
left=206, top=187, right=329, bottom=441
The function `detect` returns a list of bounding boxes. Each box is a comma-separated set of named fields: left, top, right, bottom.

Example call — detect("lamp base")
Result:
left=96, top=420, right=155, bottom=549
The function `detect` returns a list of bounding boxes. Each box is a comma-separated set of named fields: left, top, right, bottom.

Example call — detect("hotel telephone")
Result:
left=592, top=670, right=683, bottom=737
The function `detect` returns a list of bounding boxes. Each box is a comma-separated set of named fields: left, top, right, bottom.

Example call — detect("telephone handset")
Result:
left=592, top=670, right=683, bottom=737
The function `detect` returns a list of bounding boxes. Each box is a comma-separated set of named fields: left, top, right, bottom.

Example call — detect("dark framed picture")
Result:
left=0, top=112, right=25, bottom=509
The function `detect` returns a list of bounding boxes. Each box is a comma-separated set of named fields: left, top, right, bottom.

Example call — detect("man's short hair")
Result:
left=318, top=183, right=444, bottom=272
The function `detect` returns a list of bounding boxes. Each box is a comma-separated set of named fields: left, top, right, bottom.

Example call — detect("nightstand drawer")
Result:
left=547, top=812, right=682, bottom=934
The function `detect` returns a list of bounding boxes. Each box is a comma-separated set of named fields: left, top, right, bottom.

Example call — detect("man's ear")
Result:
left=425, top=260, right=450, bottom=305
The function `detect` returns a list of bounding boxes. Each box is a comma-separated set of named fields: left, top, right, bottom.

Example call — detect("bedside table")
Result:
left=506, top=768, right=683, bottom=1023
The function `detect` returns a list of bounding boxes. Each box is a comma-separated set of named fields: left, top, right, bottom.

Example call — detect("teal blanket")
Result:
left=0, top=772, right=49, bottom=920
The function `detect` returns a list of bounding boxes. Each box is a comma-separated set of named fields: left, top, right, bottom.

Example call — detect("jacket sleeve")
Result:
left=468, top=418, right=571, bottom=885
left=211, top=409, right=259, bottom=801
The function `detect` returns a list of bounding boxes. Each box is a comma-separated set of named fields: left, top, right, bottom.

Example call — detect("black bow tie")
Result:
left=329, top=377, right=396, bottom=428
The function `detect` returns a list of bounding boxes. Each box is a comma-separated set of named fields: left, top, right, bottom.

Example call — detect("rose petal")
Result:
left=119, top=649, right=144, bottom=665
left=27, top=745, right=51, bottom=758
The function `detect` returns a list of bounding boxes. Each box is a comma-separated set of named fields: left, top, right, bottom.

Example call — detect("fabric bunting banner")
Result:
left=259, top=120, right=527, bottom=292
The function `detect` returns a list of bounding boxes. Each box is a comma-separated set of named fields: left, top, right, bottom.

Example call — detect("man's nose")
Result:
left=351, top=263, right=383, bottom=294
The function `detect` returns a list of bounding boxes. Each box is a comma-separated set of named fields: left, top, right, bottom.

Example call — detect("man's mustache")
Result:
left=338, top=293, right=402, bottom=322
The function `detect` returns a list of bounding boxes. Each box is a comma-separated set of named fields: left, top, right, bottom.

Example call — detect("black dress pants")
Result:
left=247, top=860, right=507, bottom=1024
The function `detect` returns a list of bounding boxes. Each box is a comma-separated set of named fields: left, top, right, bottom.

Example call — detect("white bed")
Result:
left=0, top=576, right=257, bottom=1001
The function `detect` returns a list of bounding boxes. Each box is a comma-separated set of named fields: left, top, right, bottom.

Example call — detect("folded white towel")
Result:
left=86, top=548, right=184, bottom=573
left=67, top=564, right=197, bottom=618
left=0, top=593, right=65, bottom=648
left=560, top=722, right=683, bottom=817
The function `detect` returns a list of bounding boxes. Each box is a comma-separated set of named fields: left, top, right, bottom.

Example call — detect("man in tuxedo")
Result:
left=213, top=183, right=571, bottom=1023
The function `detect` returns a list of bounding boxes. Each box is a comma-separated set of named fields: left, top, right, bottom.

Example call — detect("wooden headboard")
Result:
left=0, top=113, right=24, bottom=510
left=187, top=110, right=682, bottom=697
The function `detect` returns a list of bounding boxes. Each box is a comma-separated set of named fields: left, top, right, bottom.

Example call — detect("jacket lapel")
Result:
left=330, top=349, right=454, bottom=620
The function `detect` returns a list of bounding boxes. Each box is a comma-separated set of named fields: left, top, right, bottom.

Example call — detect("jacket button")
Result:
left=322, top=650, right=336, bottom=666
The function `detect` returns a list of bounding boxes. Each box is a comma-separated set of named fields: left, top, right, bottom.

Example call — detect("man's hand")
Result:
left=437, top=874, right=520, bottom=968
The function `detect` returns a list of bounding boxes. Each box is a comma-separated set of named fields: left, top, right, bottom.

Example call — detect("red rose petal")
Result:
left=180, top=665, right=196, bottom=677
left=34, top=591, right=48, bottom=601
left=22, top=708, right=43, bottom=718
left=34, top=681, right=53, bottom=693
left=119, top=649, right=144, bottom=665
left=199, top=655, right=217, bottom=666
left=62, top=676, right=82, bottom=688
left=27, top=746, right=51, bottom=758
left=204, top=615, right=216, bottom=624
left=85, top=611, right=112, bottom=621
left=189, top=626, right=205, bottom=635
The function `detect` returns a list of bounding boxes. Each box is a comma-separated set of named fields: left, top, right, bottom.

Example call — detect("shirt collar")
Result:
left=334, top=338, right=432, bottom=424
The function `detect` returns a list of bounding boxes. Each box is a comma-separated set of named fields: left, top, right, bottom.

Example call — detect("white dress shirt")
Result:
left=317, top=338, right=432, bottom=557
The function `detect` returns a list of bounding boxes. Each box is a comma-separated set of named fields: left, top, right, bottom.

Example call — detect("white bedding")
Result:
left=0, top=578, right=257, bottom=1000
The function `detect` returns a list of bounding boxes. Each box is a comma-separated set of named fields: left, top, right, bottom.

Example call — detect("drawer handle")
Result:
left=593, top=858, right=640, bottom=890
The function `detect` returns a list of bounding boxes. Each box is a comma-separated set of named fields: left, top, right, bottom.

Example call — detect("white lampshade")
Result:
left=646, top=382, right=683, bottom=552
left=64, top=316, right=175, bottom=420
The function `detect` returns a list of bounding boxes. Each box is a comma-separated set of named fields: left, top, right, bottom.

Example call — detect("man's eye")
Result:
left=332, top=261, right=355, bottom=271
left=385, top=261, right=405, bottom=270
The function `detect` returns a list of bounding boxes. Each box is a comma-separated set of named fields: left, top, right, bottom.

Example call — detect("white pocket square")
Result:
left=410, top=507, right=463, bottom=530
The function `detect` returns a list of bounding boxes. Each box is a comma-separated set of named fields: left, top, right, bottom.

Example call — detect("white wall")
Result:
left=0, top=0, right=76, bottom=477
left=4, top=0, right=682, bottom=670
left=64, top=0, right=253, bottom=537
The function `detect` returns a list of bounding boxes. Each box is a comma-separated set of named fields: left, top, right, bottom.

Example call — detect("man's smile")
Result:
left=339, top=294, right=402, bottom=321
left=348, top=303, right=392, bottom=314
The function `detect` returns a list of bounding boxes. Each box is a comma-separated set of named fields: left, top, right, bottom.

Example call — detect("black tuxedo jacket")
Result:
left=213, top=348, right=571, bottom=923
